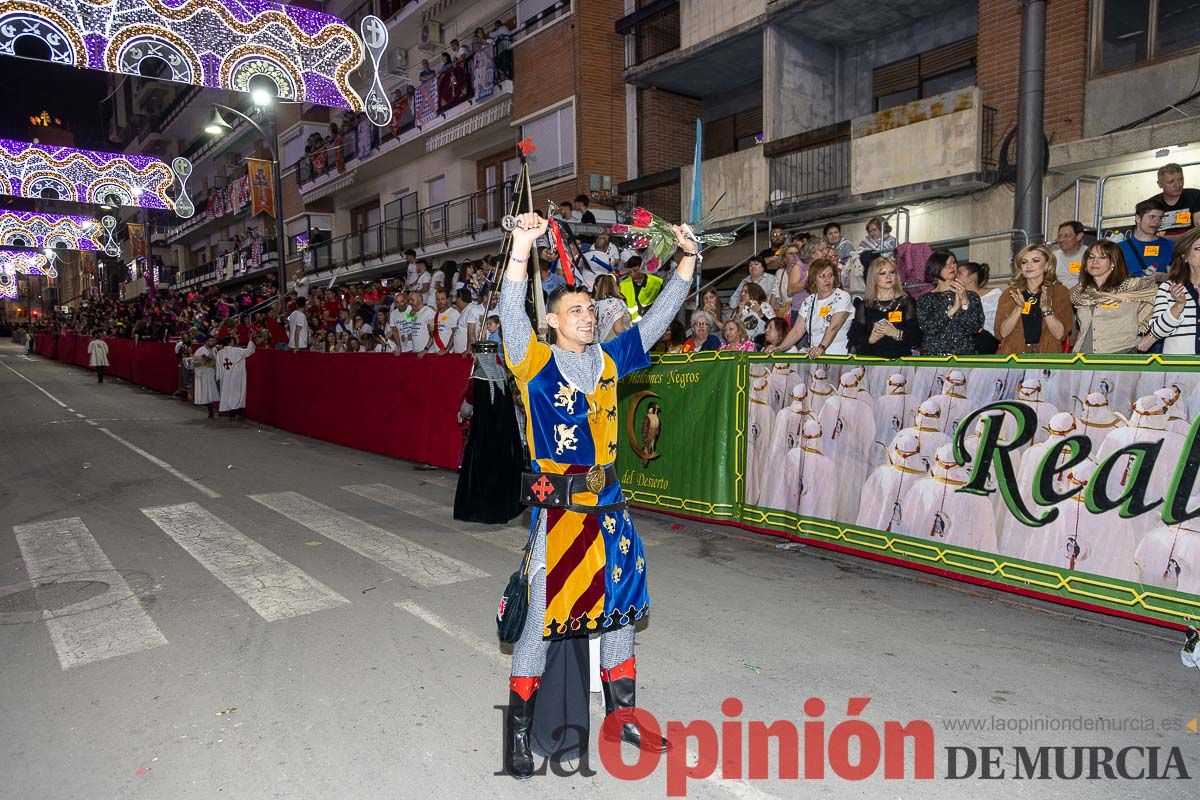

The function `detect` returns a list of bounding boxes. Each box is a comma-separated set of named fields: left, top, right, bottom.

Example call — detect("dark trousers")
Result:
left=95, top=366, right=105, bottom=383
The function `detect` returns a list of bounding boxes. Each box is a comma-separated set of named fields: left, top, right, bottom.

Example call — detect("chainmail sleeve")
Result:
left=637, top=272, right=690, bottom=351
left=498, top=276, right=534, bottom=365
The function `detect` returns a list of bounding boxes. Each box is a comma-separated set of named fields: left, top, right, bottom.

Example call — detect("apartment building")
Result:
left=617, top=0, right=1200, bottom=276
left=280, top=0, right=629, bottom=287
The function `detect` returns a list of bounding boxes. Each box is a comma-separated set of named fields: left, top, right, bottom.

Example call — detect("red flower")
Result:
left=632, top=207, right=652, bottom=228
left=610, top=224, right=629, bottom=234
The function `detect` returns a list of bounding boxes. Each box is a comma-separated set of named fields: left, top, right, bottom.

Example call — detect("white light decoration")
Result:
left=0, top=138, right=194, bottom=217
left=0, top=211, right=102, bottom=251
left=0, top=1, right=390, bottom=121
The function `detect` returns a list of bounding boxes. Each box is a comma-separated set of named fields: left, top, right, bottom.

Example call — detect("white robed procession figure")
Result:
left=1154, top=385, right=1192, bottom=437
left=1020, top=459, right=1138, bottom=582
left=872, top=373, right=915, bottom=468
left=883, top=399, right=950, bottom=472
left=764, top=419, right=836, bottom=519
left=758, top=384, right=815, bottom=508
left=1094, top=393, right=1187, bottom=511
left=1074, top=391, right=1125, bottom=449
left=817, top=371, right=876, bottom=522
left=1135, top=522, right=1200, bottom=595
left=1070, top=370, right=1137, bottom=417
left=767, top=362, right=795, bottom=412
left=966, top=366, right=1019, bottom=414
left=927, top=370, right=971, bottom=436
left=1014, top=379, right=1060, bottom=443
left=998, top=411, right=1078, bottom=557
left=856, top=431, right=929, bottom=533
left=191, top=334, right=220, bottom=418
left=959, top=410, right=1022, bottom=520
left=900, top=443, right=998, bottom=553
left=744, top=366, right=775, bottom=506
left=215, top=337, right=255, bottom=417
left=807, top=366, right=834, bottom=418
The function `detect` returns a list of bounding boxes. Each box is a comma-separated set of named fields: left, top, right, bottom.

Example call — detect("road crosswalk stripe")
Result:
left=342, top=483, right=530, bottom=553
left=250, top=491, right=489, bottom=587
left=142, top=503, right=349, bottom=622
left=12, top=518, right=168, bottom=670
left=394, top=600, right=505, bottom=666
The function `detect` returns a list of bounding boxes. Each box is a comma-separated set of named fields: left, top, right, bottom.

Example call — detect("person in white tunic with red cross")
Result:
left=215, top=336, right=255, bottom=420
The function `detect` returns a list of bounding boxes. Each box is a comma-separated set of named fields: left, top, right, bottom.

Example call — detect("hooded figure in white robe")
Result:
left=928, top=370, right=971, bottom=437
left=1021, top=459, right=1138, bottom=582
left=908, top=368, right=942, bottom=407
left=745, top=366, right=775, bottom=506
left=966, top=367, right=1019, bottom=412
left=900, top=443, right=998, bottom=553
left=215, top=338, right=256, bottom=414
left=1014, top=379, right=1059, bottom=442
left=865, top=364, right=905, bottom=400
left=872, top=373, right=915, bottom=469
left=818, top=371, right=877, bottom=522
left=191, top=336, right=220, bottom=407
left=845, top=365, right=873, bottom=411
left=808, top=367, right=834, bottom=419
left=999, top=411, right=1078, bottom=557
left=856, top=431, right=930, bottom=533
left=767, top=362, right=796, bottom=412
left=1075, top=391, right=1125, bottom=450
left=765, top=419, right=836, bottom=520
left=1094, top=394, right=1187, bottom=516
left=1023, top=367, right=1073, bottom=412
left=759, top=384, right=815, bottom=510
left=1070, top=371, right=1137, bottom=416
left=1136, top=371, right=1200, bottom=413
left=1135, top=522, right=1200, bottom=595
left=1153, top=385, right=1192, bottom=437
left=884, top=398, right=950, bottom=471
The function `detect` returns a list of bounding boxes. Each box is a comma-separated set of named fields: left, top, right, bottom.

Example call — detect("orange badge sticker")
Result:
left=887, top=310, right=903, bottom=323
left=1144, top=245, right=1160, bottom=257
left=819, top=305, right=832, bottom=318
left=1099, top=302, right=1119, bottom=309
left=1069, top=261, right=1081, bottom=273
left=1021, top=299, right=1033, bottom=315
left=1178, top=211, right=1192, bottom=226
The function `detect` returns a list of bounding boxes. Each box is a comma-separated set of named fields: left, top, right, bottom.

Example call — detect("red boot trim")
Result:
left=509, top=676, right=541, bottom=701
left=599, top=656, right=636, bottom=683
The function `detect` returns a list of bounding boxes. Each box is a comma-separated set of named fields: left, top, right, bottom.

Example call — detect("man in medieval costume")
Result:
left=498, top=213, right=694, bottom=778
left=214, top=336, right=254, bottom=420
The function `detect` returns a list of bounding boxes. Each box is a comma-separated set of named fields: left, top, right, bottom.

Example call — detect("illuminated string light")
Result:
left=0, top=0, right=371, bottom=112
left=0, top=211, right=102, bottom=251
left=0, top=138, right=193, bottom=217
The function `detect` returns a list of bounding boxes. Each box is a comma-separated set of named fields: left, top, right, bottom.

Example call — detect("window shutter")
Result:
left=920, top=36, right=977, bottom=77
left=873, top=56, right=918, bottom=98
left=734, top=105, right=763, bottom=140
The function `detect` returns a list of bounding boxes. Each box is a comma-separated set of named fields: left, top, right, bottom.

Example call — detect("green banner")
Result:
left=620, top=350, right=1200, bottom=629
left=616, top=351, right=740, bottom=520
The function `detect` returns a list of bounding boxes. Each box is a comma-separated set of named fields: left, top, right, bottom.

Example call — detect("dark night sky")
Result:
left=0, top=55, right=110, bottom=148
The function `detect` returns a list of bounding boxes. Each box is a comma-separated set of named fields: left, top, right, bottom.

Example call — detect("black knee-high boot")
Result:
left=601, top=657, right=669, bottom=752
left=506, top=676, right=540, bottom=779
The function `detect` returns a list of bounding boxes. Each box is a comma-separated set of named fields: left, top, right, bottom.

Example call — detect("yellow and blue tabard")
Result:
left=506, top=326, right=651, bottom=638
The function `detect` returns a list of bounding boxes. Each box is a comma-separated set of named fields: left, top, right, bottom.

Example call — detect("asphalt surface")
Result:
left=0, top=341, right=1196, bottom=800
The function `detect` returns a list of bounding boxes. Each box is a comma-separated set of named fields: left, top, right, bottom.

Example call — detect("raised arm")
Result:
left=498, top=213, right=550, bottom=365
left=635, top=225, right=698, bottom=351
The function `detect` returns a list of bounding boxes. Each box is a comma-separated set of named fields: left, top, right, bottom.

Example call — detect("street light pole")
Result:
left=211, top=101, right=289, bottom=312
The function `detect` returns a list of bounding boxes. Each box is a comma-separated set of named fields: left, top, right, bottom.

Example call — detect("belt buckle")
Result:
left=585, top=464, right=606, bottom=494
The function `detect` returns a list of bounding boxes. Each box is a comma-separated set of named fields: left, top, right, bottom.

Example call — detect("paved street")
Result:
left=0, top=341, right=1195, bottom=800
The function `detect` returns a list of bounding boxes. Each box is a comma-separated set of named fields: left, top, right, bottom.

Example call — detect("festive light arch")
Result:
left=0, top=0, right=389, bottom=120
left=0, top=248, right=57, bottom=278
left=0, top=211, right=102, bottom=251
left=0, top=139, right=193, bottom=217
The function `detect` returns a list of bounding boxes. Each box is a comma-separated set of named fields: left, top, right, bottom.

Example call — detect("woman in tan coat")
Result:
left=1070, top=240, right=1157, bottom=354
left=995, top=243, right=1073, bottom=354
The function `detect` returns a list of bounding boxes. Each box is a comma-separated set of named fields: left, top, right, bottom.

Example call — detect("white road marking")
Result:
left=97, top=427, right=220, bottom=498
left=0, top=360, right=219, bottom=498
left=0, top=359, right=67, bottom=407
left=142, top=503, right=348, bottom=622
left=250, top=492, right=488, bottom=587
left=13, top=518, right=168, bottom=670
left=395, top=600, right=505, bottom=665
left=342, top=483, right=530, bottom=553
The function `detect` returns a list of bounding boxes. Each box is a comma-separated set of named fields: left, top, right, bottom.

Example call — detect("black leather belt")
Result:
left=520, top=465, right=626, bottom=514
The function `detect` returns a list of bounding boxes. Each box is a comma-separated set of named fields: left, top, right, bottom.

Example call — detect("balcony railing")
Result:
left=766, top=122, right=852, bottom=210
left=175, top=240, right=279, bottom=288
left=301, top=180, right=516, bottom=274
left=294, top=39, right=513, bottom=189
left=618, top=0, right=681, bottom=68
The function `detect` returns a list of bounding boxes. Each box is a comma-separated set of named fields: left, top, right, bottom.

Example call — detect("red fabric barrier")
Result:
left=34, top=334, right=470, bottom=470
left=245, top=349, right=470, bottom=470
left=129, top=341, right=180, bottom=395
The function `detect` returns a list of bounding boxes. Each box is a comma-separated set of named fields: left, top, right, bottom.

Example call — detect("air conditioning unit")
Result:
left=386, top=47, right=408, bottom=76
left=418, top=21, right=444, bottom=52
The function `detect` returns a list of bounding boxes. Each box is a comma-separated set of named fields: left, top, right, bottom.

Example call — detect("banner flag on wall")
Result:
left=247, top=159, right=276, bottom=218
left=127, top=223, right=147, bottom=260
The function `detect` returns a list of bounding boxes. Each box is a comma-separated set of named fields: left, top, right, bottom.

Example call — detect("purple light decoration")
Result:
left=0, top=248, right=57, bottom=278
left=0, top=210, right=102, bottom=251
left=0, top=138, right=183, bottom=212
left=0, top=0, right=366, bottom=111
